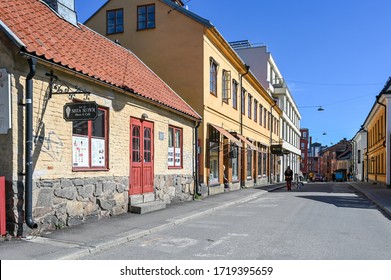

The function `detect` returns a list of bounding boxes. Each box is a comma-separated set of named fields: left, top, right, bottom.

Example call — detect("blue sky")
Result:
left=75, top=0, right=391, bottom=146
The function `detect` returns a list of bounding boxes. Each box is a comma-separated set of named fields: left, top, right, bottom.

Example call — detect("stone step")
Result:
left=129, top=200, right=166, bottom=214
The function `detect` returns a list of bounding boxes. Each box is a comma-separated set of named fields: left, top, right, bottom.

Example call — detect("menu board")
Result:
left=92, top=138, right=105, bottom=167
left=168, top=147, right=174, bottom=167
left=72, top=136, right=89, bottom=167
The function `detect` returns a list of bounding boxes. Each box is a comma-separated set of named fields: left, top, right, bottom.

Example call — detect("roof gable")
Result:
left=0, top=0, right=200, bottom=120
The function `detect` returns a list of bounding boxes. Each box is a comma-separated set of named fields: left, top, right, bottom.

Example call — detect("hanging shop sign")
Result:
left=63, top=101, right=98, bottom=121
left=271, top=144, right=283, bottom=155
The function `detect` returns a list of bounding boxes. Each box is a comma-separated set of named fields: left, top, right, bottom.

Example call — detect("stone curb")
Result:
left=56, top=184, right=284, bottom=259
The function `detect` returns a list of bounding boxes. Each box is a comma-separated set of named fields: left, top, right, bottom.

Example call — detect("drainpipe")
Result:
left=376, top=95, right=389, bottom=187
left=194, top=120, right=202, bottom=197
left=25, top=58, right=38, bottom=229
left=269, top=99, right=278, bottom=183
left=239, top=65, right=249, bottom=188
left=361, top=125, right=369, bottom=182
left=239, top=64, right=250, bottom=135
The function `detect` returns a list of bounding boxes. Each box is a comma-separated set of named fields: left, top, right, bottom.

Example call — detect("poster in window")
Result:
left=175, top=147, right=181, bottom=167
left=73, top=136, right=89, bottom=167
left=168, top=147, right=174, bottom=167
left=92, top=138, right=105, bottom=167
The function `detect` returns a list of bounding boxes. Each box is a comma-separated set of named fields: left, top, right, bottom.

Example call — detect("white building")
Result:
left=230, top=41, right=301, bottom=181
left=352, top=129, right=367, bottom=181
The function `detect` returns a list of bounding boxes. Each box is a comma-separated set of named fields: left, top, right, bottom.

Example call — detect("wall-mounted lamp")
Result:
left=141, top=113, right=149, bottom=119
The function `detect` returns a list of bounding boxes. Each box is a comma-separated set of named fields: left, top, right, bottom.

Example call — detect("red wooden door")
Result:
left=129, top=118, right=154, bottom=195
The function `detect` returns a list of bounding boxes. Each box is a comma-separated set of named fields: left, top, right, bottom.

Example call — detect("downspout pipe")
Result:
left=25, top=57, right=38, bottom=229
left=239, top=64, right=250, bottom=135
left=194, top=119, right=202, bottom=197
left=239, top=65, right=249, bottom=188
left=361, top=125, right=369, bottom=182
left=376, top=95, right=388, bottom=186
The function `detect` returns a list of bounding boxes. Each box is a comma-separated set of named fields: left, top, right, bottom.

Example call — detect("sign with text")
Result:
left=0, top=69, right=11, bottom=134
left=63, top=101, right=98, bottom=121
left=271, top=144, right=283, bottom=155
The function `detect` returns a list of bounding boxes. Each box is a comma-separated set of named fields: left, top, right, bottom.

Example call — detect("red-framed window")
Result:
left=168, top=126, right=183, bottom=168
left=72, top=106, right=109, bottom=170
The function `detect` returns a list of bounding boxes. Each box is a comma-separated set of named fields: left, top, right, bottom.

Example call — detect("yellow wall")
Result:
left=367, top=106, right=386, bottom=184
left=85, top=0, right=205, bottom=115
left=86, top=0, right=282, bottom=187
left=1, top=52, right=195, bottom=182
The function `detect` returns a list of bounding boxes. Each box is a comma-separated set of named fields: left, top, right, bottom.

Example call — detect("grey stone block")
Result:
left=129, top=201, right=166, bottom=214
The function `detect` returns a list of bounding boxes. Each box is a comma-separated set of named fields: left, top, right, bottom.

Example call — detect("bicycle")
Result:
left=294, top=176, right=303, bottom=191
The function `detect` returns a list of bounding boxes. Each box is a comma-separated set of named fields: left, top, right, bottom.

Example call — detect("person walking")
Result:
left=285, top=166, right=293, bottom=191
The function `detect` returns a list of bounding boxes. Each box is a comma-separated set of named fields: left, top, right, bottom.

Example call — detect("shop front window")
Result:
left=209, top=126, right=220, bottom=183
left=231, top=145, right=239, bottom=181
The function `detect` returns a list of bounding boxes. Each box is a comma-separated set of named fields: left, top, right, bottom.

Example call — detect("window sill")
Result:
left=72, top=167, right=109, bottom=172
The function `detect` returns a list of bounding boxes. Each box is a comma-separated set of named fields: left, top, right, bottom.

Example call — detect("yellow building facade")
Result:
left=86, top=0, right=282, bottom=195
left=364, top=100, right=387, bottom=185
left=361, top=77, right=391, bottom=186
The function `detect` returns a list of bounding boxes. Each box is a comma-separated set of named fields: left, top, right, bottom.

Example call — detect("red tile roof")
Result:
left=0, top=0, right=201, bottom=120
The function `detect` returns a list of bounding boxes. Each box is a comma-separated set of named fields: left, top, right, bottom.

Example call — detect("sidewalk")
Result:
left=348, top=181, right=391, bottom=218
left=1, top=181, right=391, bottom=260
left=0, top=183, right=284, bottom=260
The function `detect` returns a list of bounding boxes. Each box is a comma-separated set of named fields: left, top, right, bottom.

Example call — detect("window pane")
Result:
left=144, top=128, right=151, bottom=163
left=210, top=59, right=217, bottom=95
left=209, top=126, right=219, bottom=182
left=258, top=151, right=262, bottom=175
left=132, top=126, right=140, bottom=163
left=73, top=120, right=88, bottom=136
left=107, top=11, right=115, bottom=20
left=92, top=109, right=105, bottom=138
left=247, top=150, right=252, bottom=177
left=175, top=129, right=181, bottom=148
left=232, top=80, right=237, bottom=109
left=232, top=146, right=238, bottom=181
left=168, top=127, right=174, bottom=166
left=116, top=10, right=124, bottom=32
left=168, top=127, right=174, bottom=147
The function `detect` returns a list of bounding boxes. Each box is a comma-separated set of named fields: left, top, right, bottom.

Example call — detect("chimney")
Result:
left=43, top=0, right=78, bottom=26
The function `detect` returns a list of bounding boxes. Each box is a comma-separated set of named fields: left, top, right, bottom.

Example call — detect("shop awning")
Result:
left=210, top=124, right=242, bottom=147
left=233, top=133, right=259, bottom=151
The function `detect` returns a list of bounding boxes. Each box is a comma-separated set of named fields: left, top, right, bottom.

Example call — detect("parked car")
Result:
left=314, top=174, right=323, bottom=182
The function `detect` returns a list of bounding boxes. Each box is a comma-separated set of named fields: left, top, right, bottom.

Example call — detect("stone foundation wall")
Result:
left=155, top=174, right=195, bottom=203
left=6, top=176, right=129, bottom=235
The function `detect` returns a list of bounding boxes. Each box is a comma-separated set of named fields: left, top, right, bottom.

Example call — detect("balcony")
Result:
left=272, top=77, right=286, bottom=88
